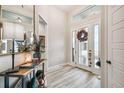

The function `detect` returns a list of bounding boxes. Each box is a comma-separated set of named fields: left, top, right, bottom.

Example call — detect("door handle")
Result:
left=106, top=60, right=111, bottom=64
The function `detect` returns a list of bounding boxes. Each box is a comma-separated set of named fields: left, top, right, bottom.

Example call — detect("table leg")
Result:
left=42, top=63, right=44, bottom=78
left=30, top=73, right=32, bottom=79
left=42, top=63, right=45, bottom=87
left=33, top=69, right=35, bottom=77
left=22, top=77, right=25, bottom=88
left=4, top=76, right=9, bottom=88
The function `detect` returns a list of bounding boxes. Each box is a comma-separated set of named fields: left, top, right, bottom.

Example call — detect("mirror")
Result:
left=0, top=5, right=34, bottom=55
left=38, top=15, right=47, bottom=59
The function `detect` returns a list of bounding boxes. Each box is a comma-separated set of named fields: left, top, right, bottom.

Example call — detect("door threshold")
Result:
left=67, top=63, right=101, bottom=75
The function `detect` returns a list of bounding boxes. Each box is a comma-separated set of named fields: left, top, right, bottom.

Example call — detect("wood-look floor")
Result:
left=46, top=65, right=101, bottom=88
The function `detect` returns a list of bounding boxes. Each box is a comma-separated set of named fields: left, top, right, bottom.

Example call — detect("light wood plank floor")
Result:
left=46, top=65, right=101, bottom=88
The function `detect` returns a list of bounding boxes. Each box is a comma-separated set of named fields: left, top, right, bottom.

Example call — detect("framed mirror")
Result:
left=0, top=5, right=34, bottom=55
left=38, top=15, right=47, bottom=59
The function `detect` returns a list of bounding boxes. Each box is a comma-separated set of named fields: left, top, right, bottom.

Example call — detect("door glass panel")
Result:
left=73, top=6, right=101, bottom=21
left=79, top=28, right=88, bottom=66
left=94, top=24, right=99, bottom=68
left=72, top=31, right=76, bottom=62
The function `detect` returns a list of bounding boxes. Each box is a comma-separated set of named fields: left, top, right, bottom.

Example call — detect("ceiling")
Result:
left=55, top=5, right=81, bottom=12
left=2, top=5, right=33, bottom=17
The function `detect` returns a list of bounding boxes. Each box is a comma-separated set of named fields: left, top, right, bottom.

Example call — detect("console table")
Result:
left=0, top=59, right=46, bottom=88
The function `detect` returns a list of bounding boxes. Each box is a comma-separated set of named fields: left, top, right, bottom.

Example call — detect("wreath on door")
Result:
left=77, top=29, right=88, bottom=42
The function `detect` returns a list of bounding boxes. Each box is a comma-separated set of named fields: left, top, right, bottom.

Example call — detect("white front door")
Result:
left=108, top=5, right=124, bottom=88
left=72, top=20, right=101, bottom=74
left=78, top=23, right=101, bottom=74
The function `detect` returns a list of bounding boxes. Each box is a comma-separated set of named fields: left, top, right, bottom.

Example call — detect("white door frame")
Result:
left=100, top=5, right=111, bottom=88
left=107, top=5, right=113, bottom=88
left=71, top=14, right=101, bottom=75
left=70, top=6, right=109, bottom=88
left=103, top=5, right=124, bottom=88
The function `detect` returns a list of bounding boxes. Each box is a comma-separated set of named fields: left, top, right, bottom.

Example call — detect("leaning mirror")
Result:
left=0, top=5, right=34, bottom=55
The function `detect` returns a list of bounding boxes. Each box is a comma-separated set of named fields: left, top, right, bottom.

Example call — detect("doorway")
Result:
left=72, top=21, right=101, bottom=74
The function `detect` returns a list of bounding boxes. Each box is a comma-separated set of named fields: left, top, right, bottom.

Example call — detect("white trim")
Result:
left=67, top=62, right=101, bottom=75
left=107, top=6, right=112, bottom=88
left=71, top=16, right=101, bottom=72
left=46, top=62, right=101, bottom=77
left=100, top=5, right=109, bottom=88
left=71, top=14, right=101, bottom=29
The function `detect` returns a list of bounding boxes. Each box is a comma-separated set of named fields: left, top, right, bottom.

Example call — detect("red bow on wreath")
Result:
left=77, top=29, right=88, bottom=42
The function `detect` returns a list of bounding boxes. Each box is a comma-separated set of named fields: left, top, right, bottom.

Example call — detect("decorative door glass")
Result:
left=94, top=24, right=99, bottom=68
left=79, top=27, right=88, bottom=66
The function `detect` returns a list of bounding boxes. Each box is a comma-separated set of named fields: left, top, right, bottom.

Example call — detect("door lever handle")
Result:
left=106, top=60, right=111, bottom=64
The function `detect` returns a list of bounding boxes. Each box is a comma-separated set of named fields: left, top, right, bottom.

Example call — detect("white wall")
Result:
left=37, top=6, right=68, bottom=68
left=48, top=6, right=67, bottom=67
left=37, top=5, right=88, bottom=68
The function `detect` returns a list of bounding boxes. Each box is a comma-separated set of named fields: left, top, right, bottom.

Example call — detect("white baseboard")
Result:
left=46, top=63, right=68, bottom=73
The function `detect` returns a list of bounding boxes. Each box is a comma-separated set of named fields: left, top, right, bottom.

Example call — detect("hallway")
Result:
left=0, top=5, right=124, bottom=88
left=46, top=65, right=101, bottom=88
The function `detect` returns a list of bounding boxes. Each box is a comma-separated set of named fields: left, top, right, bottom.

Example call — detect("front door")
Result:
left=72, top=21, right=101, bottom=74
